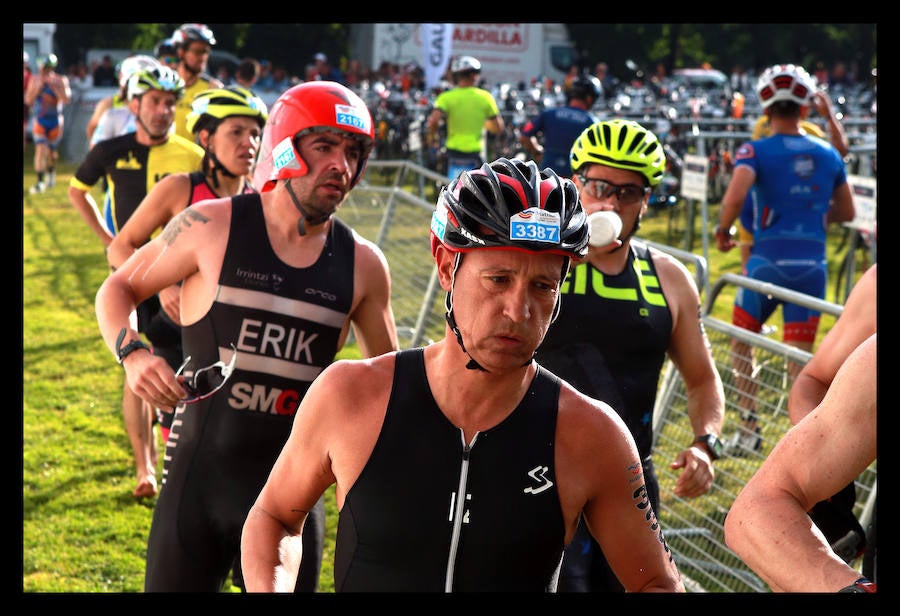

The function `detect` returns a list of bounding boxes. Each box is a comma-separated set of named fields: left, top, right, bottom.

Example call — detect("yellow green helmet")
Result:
left=570, top=119, right=666, bottom=187
left=185, top=85, right=269, bottom=134
left=126, top=65, right=185, bottom=101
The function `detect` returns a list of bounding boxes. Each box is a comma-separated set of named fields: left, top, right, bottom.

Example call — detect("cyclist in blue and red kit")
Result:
left=715, top=63, right=855, bottom=455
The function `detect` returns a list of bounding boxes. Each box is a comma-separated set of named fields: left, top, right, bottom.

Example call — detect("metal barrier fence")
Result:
left=345, top=160, right=876, bottom=592
left=653, top=272, right=876, bottom=592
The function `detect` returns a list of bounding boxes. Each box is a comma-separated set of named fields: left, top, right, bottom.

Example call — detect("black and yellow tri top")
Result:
left=70, top=132, right=203, bottom=234
left=334, top=347, right=565, bottom=592
left=535, top=240, right=672, bottom=459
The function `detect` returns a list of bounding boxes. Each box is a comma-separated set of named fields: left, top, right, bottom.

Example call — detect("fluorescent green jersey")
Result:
left=434, top=86, right=500, bottom=153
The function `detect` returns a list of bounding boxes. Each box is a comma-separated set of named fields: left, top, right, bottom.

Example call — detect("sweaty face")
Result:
left=206, top=116, right=263, bottom=177
left=292, top=131, right=361, bottom=202
left=440, top=247, right=565, bottom=373
left=134, top=91, right=178, bottom=140
left=181, top=42, right=211, bottom=74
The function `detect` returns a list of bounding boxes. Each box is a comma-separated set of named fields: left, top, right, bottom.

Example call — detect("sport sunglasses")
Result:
left=175, top=344, right=237, bottom=404
left=577, top=176, right=649, bottom=204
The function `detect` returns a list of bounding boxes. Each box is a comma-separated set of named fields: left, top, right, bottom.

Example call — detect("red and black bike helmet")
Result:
left=431, top=157, right=589, bottom=261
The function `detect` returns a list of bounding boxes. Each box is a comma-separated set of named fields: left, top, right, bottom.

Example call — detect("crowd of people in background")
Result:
left=24, top=33, right=875, bottom=594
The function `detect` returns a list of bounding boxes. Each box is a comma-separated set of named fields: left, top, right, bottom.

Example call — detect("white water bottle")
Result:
left=588, top=211, right=623, bottom=247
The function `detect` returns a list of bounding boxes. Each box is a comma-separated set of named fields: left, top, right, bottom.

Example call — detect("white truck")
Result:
left=350, top=23, right=579, bottom=87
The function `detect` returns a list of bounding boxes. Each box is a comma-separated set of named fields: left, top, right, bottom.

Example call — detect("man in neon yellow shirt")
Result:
left=427, top=56, right=504, bottom=180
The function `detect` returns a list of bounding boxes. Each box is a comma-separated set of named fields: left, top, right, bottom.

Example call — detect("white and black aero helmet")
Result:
left=451, top=55, right=482, bottom=75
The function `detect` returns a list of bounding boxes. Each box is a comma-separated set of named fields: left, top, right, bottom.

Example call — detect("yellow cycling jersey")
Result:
left=174, top=74, right=220, bottom=141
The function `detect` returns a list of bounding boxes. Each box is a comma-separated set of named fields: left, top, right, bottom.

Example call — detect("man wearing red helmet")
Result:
left=95, top=81, right=399, bottom=592
left=241, top=157, right=685, bottom=592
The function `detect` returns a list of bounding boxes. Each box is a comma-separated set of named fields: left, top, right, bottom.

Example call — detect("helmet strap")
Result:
left=206, top=151, right=238, bottom=190
left=284, top=178, right=334, bottom=237
left=443, top=253, right=487, bottom=372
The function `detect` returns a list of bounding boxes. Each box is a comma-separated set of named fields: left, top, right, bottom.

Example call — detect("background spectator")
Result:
left=24, top=51, right=32, bottom=149
left=67, top=61, right=92, bottom=91
left=93, top=54, right=117, bottom=86
left=235, top=57, right=260, bottom=90
left=313, top=52, right=344, bottom=83
left=269, top=64, right=292, bottom=92
left=255, top=59, right=275, bottom=91
left=593, top=61, right=618, bottom=98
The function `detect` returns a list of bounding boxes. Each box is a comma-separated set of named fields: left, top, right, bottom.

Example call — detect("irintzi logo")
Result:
left=235, top=267, right=280, bottom=289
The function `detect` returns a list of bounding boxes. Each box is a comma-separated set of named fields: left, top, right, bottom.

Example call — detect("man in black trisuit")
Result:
left=240, top=157, right=685, bottom=593
left=95, top=81, right=400, bottom=592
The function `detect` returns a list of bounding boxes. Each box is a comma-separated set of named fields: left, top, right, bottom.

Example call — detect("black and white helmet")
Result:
left=451, top=55, right=482, bottom=75
left=172, top=23, right=216, bottom=50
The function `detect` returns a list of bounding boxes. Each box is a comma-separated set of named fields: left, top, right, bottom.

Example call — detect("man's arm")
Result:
left=24, top=74, right=42, bottom=107
left=724, top=334, right=876, bottom=592
left=426, top=107, right=444, bottom=142
left=107, top=174, right=192, bottom=323
left=657, top=253, right=725, bottom=498
left=485, top=113, right=504, bottom=135
left=787, top=264, right=876, bottom=424
left=716, top=164, right=755, bottom=251
left=825, top=180, right=855, bottom=224
left=242, top=363, right=346, bottom=591
left=55, top=74, right=72, bottom=105
left=67, top=183, right=113, bottom=246
left=347, top=236, right=400, bottom=358
left=811, top=91, right=850, bottom=157
left=561, top=389, right=685, bottom=592
left=95, top=207, right=208, bottom=409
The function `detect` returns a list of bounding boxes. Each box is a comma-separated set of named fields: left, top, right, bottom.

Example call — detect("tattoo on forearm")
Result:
left=162, top=208, right=211, bottom=246
left=633, top=481, right=675, bottom=562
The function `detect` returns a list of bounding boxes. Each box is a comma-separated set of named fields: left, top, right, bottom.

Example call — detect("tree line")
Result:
left=52, top=23, right=876, bottom=85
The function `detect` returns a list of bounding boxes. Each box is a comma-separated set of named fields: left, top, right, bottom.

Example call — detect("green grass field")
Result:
left=22, top=144, right=867, bottom=593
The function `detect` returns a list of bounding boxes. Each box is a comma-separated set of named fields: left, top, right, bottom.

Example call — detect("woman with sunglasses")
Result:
left=533, top=119, right=725, bottom=592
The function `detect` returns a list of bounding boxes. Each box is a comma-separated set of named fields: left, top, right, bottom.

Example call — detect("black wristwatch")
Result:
left=694, top=434, right=723, bottom=461
left=115, top=327, right=152, bottom=365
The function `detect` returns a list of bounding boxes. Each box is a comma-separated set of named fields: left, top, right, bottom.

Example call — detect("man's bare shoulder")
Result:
left=556, top=380, right=631, bottom=441
left=317, top=352, right=399, bottom=396
left=645, top=244, right=700, bottom=303
left=304, top=353, right=399, bottom=441
left=161, top=196, right=234, bottom=246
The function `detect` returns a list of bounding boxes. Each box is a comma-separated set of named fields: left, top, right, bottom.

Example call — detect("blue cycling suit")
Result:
left=520, top=104, right=596, bottom=176
left=732, top=133, right=848, bottom=343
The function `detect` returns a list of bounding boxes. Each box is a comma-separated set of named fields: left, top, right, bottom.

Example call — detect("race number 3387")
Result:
left=510, top=208, right=561, bottom=243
